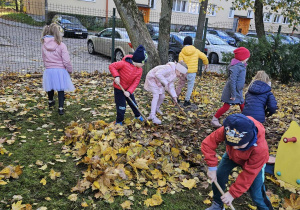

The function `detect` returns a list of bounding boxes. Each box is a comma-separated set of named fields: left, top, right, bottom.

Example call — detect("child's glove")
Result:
left=124, top=91, right=130, bottom=98
left=207, top=168, right=217, bottom=182
left=114, top=77, right=120, bottom=85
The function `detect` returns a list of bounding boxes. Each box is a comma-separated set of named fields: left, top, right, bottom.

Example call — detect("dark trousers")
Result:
left=213, top=153, right=273, bottom=210
left=47, top=90, right=65, bottom=107
left=114, top=88, right=140, bottom=123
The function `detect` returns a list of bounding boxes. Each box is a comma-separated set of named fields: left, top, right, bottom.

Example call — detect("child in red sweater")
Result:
left=109, top=45, right=147, bottom=125
left=201, top=114, right=273, bottom=210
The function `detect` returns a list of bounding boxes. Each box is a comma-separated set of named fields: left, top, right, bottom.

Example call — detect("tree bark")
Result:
left=14, top=0, right=18, bottom=12
left=158, top=0, right=172, bottom=64
left=254, top=0, right=265, bottom=38
left=20, top=0, right=24, bottom=12
left=194, top=0, right=208, bottom=51
left=113, top=0, right=160, bottom=73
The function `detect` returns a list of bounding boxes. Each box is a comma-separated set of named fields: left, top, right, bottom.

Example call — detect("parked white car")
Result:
left=205, top=34, right=236, bottom=64
left=87, top=28, right=134, bottom=61
left=179, top=32, right=236, bottom=64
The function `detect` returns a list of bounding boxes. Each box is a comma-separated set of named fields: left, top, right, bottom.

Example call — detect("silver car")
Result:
left=87, top=28, right=134, bottom=61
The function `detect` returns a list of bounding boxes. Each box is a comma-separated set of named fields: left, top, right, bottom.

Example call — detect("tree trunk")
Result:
left=20, top=0, right=24, bottom=12
left=194, top=0, right=208, bottom=51
left=158, top=0, right=172, bottom=64
left=113, top=0, right=160, bottom=74
left=254, top=0, right=265, bottom=38
left=15, top=0, right=18, bottom=12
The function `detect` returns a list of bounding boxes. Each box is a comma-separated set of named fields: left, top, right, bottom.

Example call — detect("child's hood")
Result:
left=181, top=45, right=196, bottom=56
left=43, top=37, right=59, bottom=51
left=248, top=80, right=271, bottom=94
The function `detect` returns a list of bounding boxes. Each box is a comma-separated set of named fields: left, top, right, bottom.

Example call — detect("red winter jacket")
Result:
left=201, top=116, right=269, bottom=198
left=109, top=55, right=143, bottom=94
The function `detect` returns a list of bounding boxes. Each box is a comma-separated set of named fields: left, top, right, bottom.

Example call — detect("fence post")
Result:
left=198, top=18, right=208, bottom=76
left=45, top=0, right=48, bottom=24
left=111, top=8, right=116, bottom=63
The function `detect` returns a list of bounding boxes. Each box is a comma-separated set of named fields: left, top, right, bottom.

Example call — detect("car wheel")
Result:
left=168, top=52, right=175, bottom=62
left=209, top=53, right=219, bottom=64
left=87, top=41, right=95, bottom=54
left=115, top=50, right=124, bottom=61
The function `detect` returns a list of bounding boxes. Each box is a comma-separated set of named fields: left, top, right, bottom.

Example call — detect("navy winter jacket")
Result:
left=242, top=80, right=278, bottom=123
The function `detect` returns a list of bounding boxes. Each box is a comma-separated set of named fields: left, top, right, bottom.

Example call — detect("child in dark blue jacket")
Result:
left=242, top=71, right=278, bottom=123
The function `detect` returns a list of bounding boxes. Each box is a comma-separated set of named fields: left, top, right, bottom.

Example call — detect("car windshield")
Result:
left=179, top=32, right=196, bottom=38
left=235, top=33, right=245, bottom=38
left=218, top=31, right=229, bottom=37
left=173, top=34, right=187, bottom=44
left=207, top=34, right=228, bottom=45
left=118, top=30, right=129, bottom=39
left=61, top=16, right=81, bottom=24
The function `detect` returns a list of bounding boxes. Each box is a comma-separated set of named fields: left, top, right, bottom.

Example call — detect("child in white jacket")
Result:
left=144, top=61, right=187, bottom=124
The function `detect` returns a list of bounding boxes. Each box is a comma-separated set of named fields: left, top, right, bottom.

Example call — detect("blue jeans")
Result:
left=185, top=73, right=196, bottom=101
left=114, top=88, right=140, bottom=123
left=213, top=153, right=273, bottom=210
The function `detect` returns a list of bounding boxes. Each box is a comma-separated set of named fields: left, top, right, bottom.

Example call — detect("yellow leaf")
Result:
left=39, top=164, right=47, bottom=170
left=93, top=181, right=100, bottom=189
left=45, top=197, right=51, bottom=201
left=248, top=204, right=257, bottom=209
left=40, top=178, right=46, bottom=185
left=150, top=169, right=163, bottom=180
left=203, top=199, right=211, bottom=205
left=158, top=178, right=166, bottom=187
left=181, top=178, right=196, bottom=190
left=25, top=204, right=32, bottom=210
left=133, top=158, right=149, bottom=169
left=19, top=136, right=26, bottom=139
left=0, top=180, right=7, bottom=185
left=81, top=202, right=89, bottom=207
left=171, top=148, right=180, bottom=157
left=179, top=161, right=190, bottom=172
left=49, top=169, right=61, bottom=180
left=11, top=200, right=26, bottom=210
left=68, top=194, right=78, bottom=202
left=35, top=160, right=43, bottom=166
left=142, top=188, right=148, bottom=195
left=120, top=200, right=132, bottom=209
left=144, top=192, right=163, bottom=207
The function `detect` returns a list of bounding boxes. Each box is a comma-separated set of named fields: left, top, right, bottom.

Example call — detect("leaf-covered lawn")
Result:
left=0, top=73, right=299, bottom=210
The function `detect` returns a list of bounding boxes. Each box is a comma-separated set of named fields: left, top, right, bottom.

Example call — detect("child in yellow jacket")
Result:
left=176, top=36, right=209, bottom=106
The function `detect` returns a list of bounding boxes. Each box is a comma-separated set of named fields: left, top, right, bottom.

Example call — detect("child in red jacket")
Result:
left=201, top=114, right=273, bottom=210
left=109, top=45, right=147, bottom=125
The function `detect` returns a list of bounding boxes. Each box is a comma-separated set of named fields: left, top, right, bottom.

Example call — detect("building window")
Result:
left=207, top=4, right=216, bottom=16
left=247, top=10, right=253, bottom=18
left=150, top=0, right=156, bottom=9
left=283, top=16, right=289, bottom=24
left=263, top=12, right=272, bottom=22
left=189, top=1, right=200, bottom=14
left=273, top=14, right=280, bottom=23
left=229, top=7, right=234, bottom=18
left=173, top=0, right=187, bottom=12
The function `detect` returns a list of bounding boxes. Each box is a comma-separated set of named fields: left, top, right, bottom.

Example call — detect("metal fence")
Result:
left=0, top=2, right=266, bottom=74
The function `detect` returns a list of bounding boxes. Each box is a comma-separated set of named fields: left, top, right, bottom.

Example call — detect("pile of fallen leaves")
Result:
left=60, top=118, right=207, bottom=207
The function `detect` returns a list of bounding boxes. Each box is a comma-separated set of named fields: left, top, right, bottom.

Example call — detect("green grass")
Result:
left=0, top=12, right=45, bottom=26
left=0, top=74, right=298, bottom=209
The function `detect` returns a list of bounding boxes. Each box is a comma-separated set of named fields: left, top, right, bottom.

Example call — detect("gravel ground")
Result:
left=0, top=18, right=226, bottom=74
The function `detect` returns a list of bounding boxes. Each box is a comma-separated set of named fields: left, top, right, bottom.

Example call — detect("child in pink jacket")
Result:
left=144, top=61, right=187, bottom=124
left=41, top=23, right=74, bottom=115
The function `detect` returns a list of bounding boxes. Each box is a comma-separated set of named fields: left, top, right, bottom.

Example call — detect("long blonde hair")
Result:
left=248, top=71, right=271, bottom=91
left=41, top=23, right=62, bottom=44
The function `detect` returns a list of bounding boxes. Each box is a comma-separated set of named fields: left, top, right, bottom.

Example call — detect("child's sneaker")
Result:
left=183, top=100, right=191, bottom=106
left=49, top=100, right=55, bottom=109
left=115, top=122, right=123, bottom=126
left=148, top=115, right=161, bottom=124
left=205, top=201, right=225, bottom=210
left=135, top=116, right=144, bottom=122
left=211, top=116, right=222, bottom=128
left=156, top=108, right=163, bottom=115
left=58, top=107, right=64, bottom=115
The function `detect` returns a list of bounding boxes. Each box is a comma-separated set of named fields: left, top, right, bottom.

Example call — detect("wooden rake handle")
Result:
left=116, top=83, right=150, bottom=125
left=165, top=90, right=187, bottom=116
left=213, top=180, right=235, bottom=210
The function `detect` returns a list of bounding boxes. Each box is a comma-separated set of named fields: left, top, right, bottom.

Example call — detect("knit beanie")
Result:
left=175, top=61, right=188, bottom=74
left=183, top=36, right=193, bottom=45
left=223, top=114, right=256, bottom=146
left=132, top=45, right=148, bottom=64
left=233, top=47, right=250, bottom=61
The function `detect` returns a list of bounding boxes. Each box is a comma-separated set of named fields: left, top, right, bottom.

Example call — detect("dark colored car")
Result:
left=52, top=15, right=88, bottom=39
left=179, top=25, right=197, bottom=32
left=207, top=29, right=236, bottom=46
left=290, top=36, right=300, bottom=44
left=226, top=31, right=250, bottom=46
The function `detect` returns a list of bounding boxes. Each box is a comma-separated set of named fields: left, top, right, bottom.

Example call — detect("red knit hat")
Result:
left=234, top=47, right=250, bottom=61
